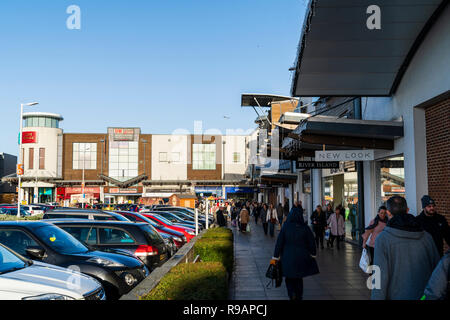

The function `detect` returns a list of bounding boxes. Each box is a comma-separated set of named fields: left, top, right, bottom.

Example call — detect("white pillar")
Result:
left=312, top=169, right=322, bottom=208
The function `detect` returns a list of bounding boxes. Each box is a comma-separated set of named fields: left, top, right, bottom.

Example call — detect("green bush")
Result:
left=194, top=237, right=233, bottom=274
left=141, top=262, right=227, bottom=300
left=202, top=227, right=233, bottom=241
left=0, top=214, right=43, bottom=221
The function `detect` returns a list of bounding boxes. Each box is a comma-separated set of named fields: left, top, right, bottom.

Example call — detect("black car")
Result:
left=151, top=206, right=212, bottom=226
left=150, top=210, right=204, bottom=230
left=0, top=221, right=149, bottom=300
left=43, top=209, right=130, bottom=221
left=47, top=219, right=170, bottom=270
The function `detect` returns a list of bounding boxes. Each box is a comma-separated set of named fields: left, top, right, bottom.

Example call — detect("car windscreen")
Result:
left=33, top=225, right=89, bottom=255
left=0, top=245, right=27, bottom=274
left=152, top=215, right=173, bottom=226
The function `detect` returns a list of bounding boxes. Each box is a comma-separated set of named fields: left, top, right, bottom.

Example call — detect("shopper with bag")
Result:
left=267, top=203, right=279, bottom=237
left=270, top=209, right=319, bottom=300
left=327, top=205, right=345, bottom=250
left=239, top=206, right=250, bottom=233
left=324, top=203, right=334, bottom=248
left=362, top=206, right=388, bottom=265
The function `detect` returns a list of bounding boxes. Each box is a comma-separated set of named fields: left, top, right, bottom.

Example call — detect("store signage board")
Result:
left=22, top=131, right=37, bottom=144
left=297, top=161, right=340, bottom=169
left=112, top=128, right=136, bottom=141
left=315, top=150, right=374, bottom=162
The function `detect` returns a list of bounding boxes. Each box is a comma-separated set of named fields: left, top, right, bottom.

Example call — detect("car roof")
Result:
left=0, top=221, right=53, bottom=228
left=45, top=219, right=146, bottom=227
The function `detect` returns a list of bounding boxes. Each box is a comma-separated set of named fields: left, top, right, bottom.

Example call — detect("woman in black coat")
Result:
left=310, top=205, right=327, bottom=249
left=271, top=211, right=319, bottom=300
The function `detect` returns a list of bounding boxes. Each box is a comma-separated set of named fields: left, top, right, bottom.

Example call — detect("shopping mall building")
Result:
left=4, top=115, right=255, bottom=206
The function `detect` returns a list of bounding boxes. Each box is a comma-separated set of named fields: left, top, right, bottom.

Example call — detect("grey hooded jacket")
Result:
left=423, top=251, right=450, bottom=300
left=371, top=214, right=440, bottom=300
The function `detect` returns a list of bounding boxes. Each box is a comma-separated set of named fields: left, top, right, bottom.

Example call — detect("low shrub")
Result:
left=141, top=262, right=227, bottom=300
left=202, top=227, right=233, bottom=241
left=194, top=238, right=233, bottom=274
left=0, top=214, right=44, bottom=221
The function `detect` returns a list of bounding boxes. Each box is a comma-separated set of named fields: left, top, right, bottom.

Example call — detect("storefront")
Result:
left=104, top=187, right=142, bottom=204
left=194, top=186, right=223, bottom=198
left=224, top=186, right=256, bottom=201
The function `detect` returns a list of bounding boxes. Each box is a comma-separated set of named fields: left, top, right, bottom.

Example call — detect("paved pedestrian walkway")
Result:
left=229, top=220, right=371, bottom=300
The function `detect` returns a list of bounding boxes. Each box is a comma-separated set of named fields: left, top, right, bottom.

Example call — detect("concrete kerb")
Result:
left=120, top=229, right=207, bottom=300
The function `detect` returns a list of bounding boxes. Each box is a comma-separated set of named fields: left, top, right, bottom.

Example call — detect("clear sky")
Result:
left=0, top=0, right=307, bottom=156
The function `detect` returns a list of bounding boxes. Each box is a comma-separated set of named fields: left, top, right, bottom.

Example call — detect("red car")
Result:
left=115, top=211, right=187, bottom=248
left=141, top=213, right=196, bottom=242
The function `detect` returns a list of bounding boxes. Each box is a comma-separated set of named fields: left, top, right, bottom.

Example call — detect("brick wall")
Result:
left=425, top=97, right=450, bottom=251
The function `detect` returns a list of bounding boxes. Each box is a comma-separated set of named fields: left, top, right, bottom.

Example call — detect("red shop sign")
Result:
left=22, top=131, right=37, bottom=144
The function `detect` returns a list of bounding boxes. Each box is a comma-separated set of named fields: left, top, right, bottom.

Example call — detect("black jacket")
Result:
left=417, top=211, right=450, bottom=257
left=273, top=211, right=319, bottom=279
left=216, top=210, right=226, bottom=227
left=310, top=210, right=327, bottom=230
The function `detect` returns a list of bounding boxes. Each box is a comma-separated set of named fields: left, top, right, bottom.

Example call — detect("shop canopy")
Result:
left=241, top=94, right=298, bottom=107
left=291, top=0, right=446, bottom=96
left=287, top=115, right=404, bottom=150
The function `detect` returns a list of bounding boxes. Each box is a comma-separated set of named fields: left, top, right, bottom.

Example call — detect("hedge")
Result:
left=201, top=227, right=233, bottom=241
left=0, top=214, right=44, bottom=221
left=141, top=262, right=227, bottom=300
left=194, top=237, right=233, bottom=274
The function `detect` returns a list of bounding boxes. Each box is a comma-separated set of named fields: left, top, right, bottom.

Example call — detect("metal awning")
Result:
left=291, top=0, right=447, bottom=96
left=99, top=174, right=148, bottom=188
left=259, top=172, right=298, bottom=183
left=289, top=115, right=404, bottom=150
left=241, top=94, right=298, bottom=107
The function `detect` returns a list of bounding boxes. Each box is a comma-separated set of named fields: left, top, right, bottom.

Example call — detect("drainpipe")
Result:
left=354, top=97, right=365, bottom=246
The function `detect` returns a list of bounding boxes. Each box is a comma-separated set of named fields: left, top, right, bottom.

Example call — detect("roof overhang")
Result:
left=291, top=0, right=447, bottom=96
left=289, top=115, right=404, bottom=150
left=241, top=94, right=298, bottom=107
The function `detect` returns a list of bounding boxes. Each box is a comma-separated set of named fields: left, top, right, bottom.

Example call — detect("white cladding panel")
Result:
left=151, top=135, right=188, bottom=181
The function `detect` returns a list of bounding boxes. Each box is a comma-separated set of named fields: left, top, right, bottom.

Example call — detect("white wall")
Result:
left=362, top=5, right=450, bottom=222
left=151, top=135, right=188, bottom=181
left=223, top=135, right=248, bottom=176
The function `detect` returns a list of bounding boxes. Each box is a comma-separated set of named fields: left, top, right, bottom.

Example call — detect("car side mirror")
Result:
left=26, top=246, right=46, bottom=260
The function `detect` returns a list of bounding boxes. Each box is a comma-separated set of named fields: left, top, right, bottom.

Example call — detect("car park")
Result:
left=141, top=213, right=196, bottom=242
left=114, top=211, right=186, bottom=250
left=0, top=221, right=148, bottom=300
left=48, top=220, right=170, bottom=270
left=0, top=243, right=106, bottom=300
left=43, top=209, right=130, bottom=221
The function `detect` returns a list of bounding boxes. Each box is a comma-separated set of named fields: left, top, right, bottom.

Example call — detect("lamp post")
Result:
left=17, top=102, right=39, bottom=218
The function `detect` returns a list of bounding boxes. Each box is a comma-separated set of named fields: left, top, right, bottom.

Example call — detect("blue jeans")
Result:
left=269, top=222, right=275, bottom=237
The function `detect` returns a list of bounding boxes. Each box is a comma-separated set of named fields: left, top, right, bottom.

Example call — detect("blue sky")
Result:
left=0, top=0, right=306, bottom=156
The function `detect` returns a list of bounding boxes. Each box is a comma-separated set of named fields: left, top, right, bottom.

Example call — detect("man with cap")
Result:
left=416, top=195, right=450, bottom=257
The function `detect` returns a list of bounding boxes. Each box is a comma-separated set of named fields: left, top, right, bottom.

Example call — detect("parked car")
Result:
left=149, top=210, right=204, bottom=230
left=141, top=213, right=196, bottom=242
left=152, top=206, right=213, bottom=224
left=0, top=221, right=149, bottom=300
left=0, top=242, right=106, bottom=300
left=114, top=211, right=186, bottom=249
left=47, top=220, right=170, bottom=270
left=43, top=209, right=130, bottom=221
left=21, top=205, right=45, bottom=216
left=0, top=207, right=29, bottom=217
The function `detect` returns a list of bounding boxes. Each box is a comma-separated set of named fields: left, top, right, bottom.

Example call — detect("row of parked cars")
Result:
left=0, top=205, right=213, bottom=300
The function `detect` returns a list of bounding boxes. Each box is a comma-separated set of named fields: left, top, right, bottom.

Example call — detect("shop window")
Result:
left=72, top=143, right=97, bottom=170
left=379, top=156, right=405, bottom=203
left=108, top=141, right=139, bottom=181
left=159, top=152, right=168, bottom=162
left=233, top=152, right=240, bottom=163
left=193, top=144, right=216, bottom=170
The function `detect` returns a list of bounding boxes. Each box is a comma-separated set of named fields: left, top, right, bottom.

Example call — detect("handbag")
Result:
left=359, top=248, right=371, bottom=273
left=265, top=261, right=282, bottom=288
left=324, top=229, right=331, bottom=241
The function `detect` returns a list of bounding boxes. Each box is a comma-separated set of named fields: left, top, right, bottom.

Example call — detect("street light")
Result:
left=17, top=102, right=39, bottom=218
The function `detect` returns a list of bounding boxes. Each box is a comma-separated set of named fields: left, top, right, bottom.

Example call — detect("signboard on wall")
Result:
left=297, top=161, right=340, bottom=169
left=109, top=128, right=140, bottom=141
left=22, top=131, right=37, bottom=144
left=315, top=150, right=374, bottom=162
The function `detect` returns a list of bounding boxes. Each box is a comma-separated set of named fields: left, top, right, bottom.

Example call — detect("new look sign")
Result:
left=315, top=150, right=374, bottom=162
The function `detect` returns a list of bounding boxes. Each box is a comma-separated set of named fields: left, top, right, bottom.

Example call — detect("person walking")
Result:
left=283, top=199, right=290, bottom=222
left=276, top=203, right=284, bottom=228
left=310, top=205, right=327, bottom=249
left=361, top=206, right=388, bottom=265
left=324, top=203, right=334, bottom=248
left=422, top=249, right=450, bottom=300
left=416, top=195, right=450, bottom=257
left=267, top=203, right=279, bottom=237
left=327, top=205, right=345, bottom=250
left=253, top=202, right=260, bottom=225
left=216, top=206, right=227, bottom=227
left=239, top=206, right=250, bottom=233
left=270, top=209, right=319, bottom=300
left=230, top=203, right=238, bottom=228
left=371, top=196, right=440, bottom=300
left=261, top=203, right=269, bottom=235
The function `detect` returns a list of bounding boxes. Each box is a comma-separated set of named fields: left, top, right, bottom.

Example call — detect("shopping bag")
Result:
left=359, top=248, right=371, bottom=273
left=246, top=224, right=251, bottom=232
left=324, top=229, right=330, bottom=241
